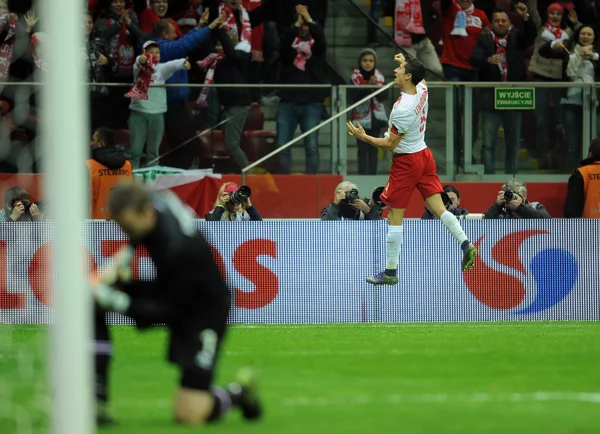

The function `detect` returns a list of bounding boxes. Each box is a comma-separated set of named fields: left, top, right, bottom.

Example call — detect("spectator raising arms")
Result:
left=126, top=41, right=191, bottom=169
left=153, top=14, right=223, bottom=169
left=139, top=0, right=183, bottom=36
left=528, top=1, right=580, bottom=170
left=95, top=0, right=147, bottom=128
left=277, top=4, right=328, bottom=174
left=95, top=0, right=146, bottom=80
left=539, top=25, right=600, bottom=171
left=199, top=24, right=253, bottom=173
left=393, top=0, right=444, bottom=77
left=469, top=6, right=537, bottom=174
left=85, top=11, right=117, bottom=131
left=350, top=48, right=387, bottom=175
left=440, top=0, right=489, bottom=81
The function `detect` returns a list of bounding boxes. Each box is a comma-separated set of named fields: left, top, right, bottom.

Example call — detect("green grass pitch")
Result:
left=2, top=322, right=600, bottom=434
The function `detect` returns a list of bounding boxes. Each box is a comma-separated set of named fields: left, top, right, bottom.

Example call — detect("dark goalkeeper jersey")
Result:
left=123, top=192, right=230, bottom=325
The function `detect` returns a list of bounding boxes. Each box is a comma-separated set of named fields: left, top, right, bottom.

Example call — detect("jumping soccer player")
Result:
left=346, top=54, right=478, bottom=285
left=91, top=182, right=261, bottom=424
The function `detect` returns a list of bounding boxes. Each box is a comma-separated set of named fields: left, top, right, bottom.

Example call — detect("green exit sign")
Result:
left=494, top=88, right=535, bottom=110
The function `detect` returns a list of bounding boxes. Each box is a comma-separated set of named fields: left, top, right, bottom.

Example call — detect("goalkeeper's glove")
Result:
left=92, top=282, right=131, bottom=314
left=99, top=246, right=133, bottom=286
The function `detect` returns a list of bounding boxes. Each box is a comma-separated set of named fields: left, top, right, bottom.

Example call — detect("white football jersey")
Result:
left=386, top=82, right=428, bottom=154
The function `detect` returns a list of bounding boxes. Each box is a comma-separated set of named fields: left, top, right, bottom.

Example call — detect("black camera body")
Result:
left=344, top=188, right=359, bottom=202
left=230, top=186, right=251, bottom=206
left=503, top=190, right=515, bottom=202
left=21, top=200, right=45, bottom=214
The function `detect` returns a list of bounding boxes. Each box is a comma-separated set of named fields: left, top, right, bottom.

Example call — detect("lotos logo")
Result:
left=463, top=230, right=578, bottom=314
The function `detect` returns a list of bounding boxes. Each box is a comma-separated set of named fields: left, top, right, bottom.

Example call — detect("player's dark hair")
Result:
left=443, top=185, right=460, bottom=200
left=404, top=57, right=426, bottom=86
left=94, top=128, right=115, bottom=148
left=4, top=186, right=30, bottom=209
left=590, top=139, right=600, bottom=159
left=153, top=19, right=172, bottom=38
left=108, top=182, right=152, bottom=217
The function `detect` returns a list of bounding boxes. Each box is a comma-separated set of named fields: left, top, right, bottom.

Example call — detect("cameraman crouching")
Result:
left=321, top=182, right=382, bottom=221
left=205, top=183, right=262, bottom=221
left=484, top=179, right=551, bottom=219
left=0, top=187, right=44, bottom=222
left=422, top=185, right=468, bottom=219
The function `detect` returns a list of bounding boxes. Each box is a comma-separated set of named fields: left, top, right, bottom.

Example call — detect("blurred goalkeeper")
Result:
left=92, top=182, right=261, bottom=425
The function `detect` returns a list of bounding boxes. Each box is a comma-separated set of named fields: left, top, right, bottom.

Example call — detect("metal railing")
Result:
left=460, top=81, right=596, bottom=178
left=8, top=80, right=599, bottom=180
left=240, top=81, right=396, bottom=184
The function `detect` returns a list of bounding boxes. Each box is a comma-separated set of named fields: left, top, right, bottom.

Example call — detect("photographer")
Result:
left=422, top=185, right=468, bottom=220
left=0, top=187, right=44, bottom=222
left=205, top=182, right=262, bottom=221
left=484, top=179, right=551, bottom=219
left=321, top=182, right=383, bottom=221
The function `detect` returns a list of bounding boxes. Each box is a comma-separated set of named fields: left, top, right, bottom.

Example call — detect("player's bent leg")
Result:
left=174, top=388, right=215, bottom=424
left=424, top=193, right=478, bottom=271
left=175, top=368, right=262, bottom=424
left=366, top=207, right=405, bottom=286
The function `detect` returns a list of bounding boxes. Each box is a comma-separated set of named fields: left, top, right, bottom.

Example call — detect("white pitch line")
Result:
left=116, top=392, right=600, bottom=410
left=280, top=392, right=600, bottom=407
left=223, top=348, right=490, bottom=357
left=232, top=323, right=597, bottom=329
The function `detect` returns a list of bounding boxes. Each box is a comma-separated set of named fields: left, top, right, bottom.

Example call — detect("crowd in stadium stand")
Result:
left=0, top=0, right=600, bottom=177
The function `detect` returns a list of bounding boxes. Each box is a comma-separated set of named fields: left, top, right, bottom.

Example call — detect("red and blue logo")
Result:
left=463, top=230, right=578, bottom=314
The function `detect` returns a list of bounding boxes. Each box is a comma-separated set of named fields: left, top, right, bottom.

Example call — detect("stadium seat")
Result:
left=113, top=129, right=131, bottom=149
left=242, top=130, right=278, bottom=174
left=188, top=102, right=206, bottom=131
left=243, top=103, right=265, bottom=131
left=196, top=130, right=241, bottom=173
left=10, top=128, right=28, bottom=144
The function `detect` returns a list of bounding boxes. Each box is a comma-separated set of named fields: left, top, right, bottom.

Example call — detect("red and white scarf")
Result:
left=108, top=19, right=135, bottom=75
left=450, top=1, right=474, bottom=37
left=351, top=68, right=387, bottom=130
left=493, top=31, right=509, bottom=81
left=196, top=52, right=226, bottom=106
left=219, top=1, right=252, bottom=53
left=541, top=22, right=568, bottom=43
left=292, top=36, right=314, bottom=71
left=125, top=54, right=159, bottom=100
left=394, top=0, right=425, bottom=47
left=0, top=14, right=16, bottom=93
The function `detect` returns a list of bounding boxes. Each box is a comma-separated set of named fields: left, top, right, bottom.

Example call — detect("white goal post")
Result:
left=42, top=0, right=93, bottom=433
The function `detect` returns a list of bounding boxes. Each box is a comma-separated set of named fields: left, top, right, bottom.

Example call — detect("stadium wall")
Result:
left=0, top=174, right=569, bottom=218
left=0, top=220, right=597, bottom=324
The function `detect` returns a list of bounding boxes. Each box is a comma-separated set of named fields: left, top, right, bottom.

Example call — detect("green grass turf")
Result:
left=1, top=322, right=600, bottom=434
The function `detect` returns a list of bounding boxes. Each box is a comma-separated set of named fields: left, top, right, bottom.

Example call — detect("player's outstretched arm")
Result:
left=346, top=121, right=402, bottom=152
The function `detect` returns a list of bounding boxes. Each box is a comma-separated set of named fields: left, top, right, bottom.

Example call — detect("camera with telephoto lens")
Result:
left=370, top=186, right=385, bottom=210
left=344, top=188, right=359, bottom=202
left=503, top=190, right=515, bottom=202
left=229, top=186, right=251, bottom=205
